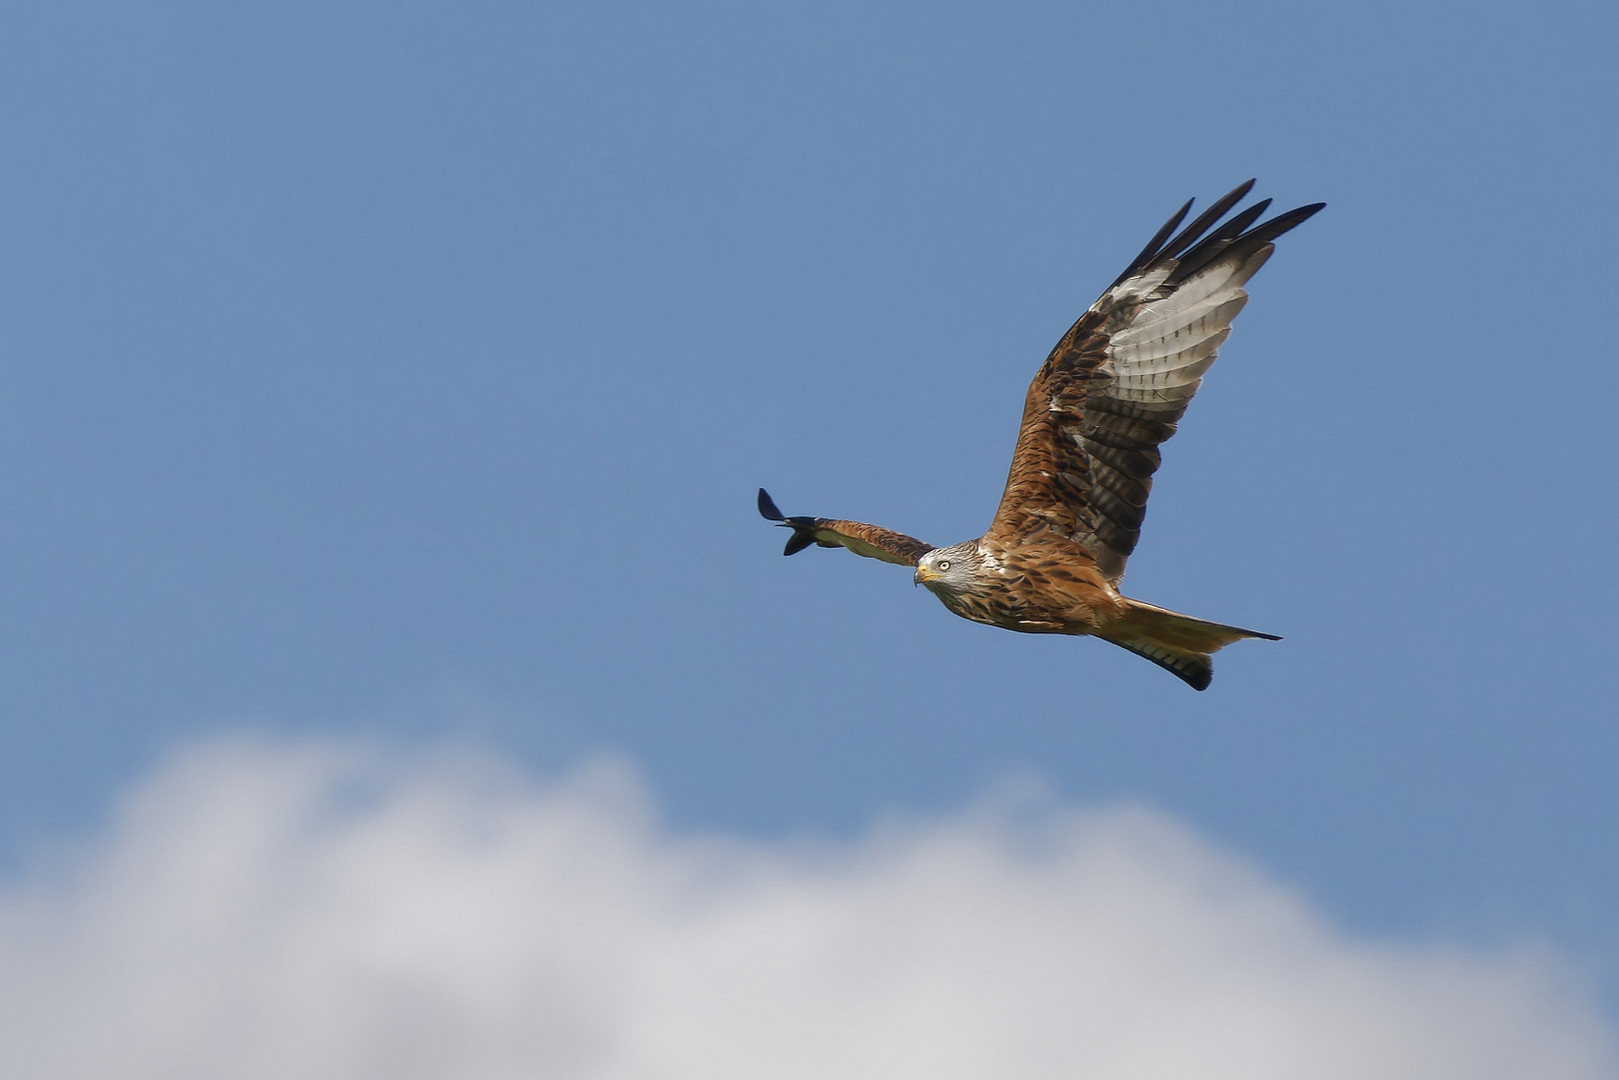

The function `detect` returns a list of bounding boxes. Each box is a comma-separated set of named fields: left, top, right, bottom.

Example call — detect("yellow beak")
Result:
left=914, top=565, right=941, bottom=585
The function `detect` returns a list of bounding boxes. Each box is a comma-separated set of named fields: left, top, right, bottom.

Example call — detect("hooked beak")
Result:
left=914, top=565, right=941, bottom=586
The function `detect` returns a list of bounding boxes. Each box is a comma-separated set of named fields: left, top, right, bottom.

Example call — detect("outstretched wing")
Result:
left=757, top=489, right=932, bottom=567
left=986, top=181, right=1323, bottom=585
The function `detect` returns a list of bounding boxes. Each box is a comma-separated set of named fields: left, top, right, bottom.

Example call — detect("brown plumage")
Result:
left=760, top=180, right=1322, bottom=690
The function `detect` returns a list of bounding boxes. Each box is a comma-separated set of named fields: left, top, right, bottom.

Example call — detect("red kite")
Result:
left=761, top=181, right=1322, bottom=690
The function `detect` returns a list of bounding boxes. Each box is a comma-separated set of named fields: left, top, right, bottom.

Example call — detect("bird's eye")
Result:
left=938, top=560, right=951, bottom=570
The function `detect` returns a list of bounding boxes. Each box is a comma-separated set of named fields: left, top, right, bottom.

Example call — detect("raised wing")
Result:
left=986, top=181, right=1323, bottom=584
left=757, top=488, right=932, bottom=567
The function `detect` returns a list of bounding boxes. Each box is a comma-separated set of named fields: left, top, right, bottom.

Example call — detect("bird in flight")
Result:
left=759, top=180, right=1323, bottom=690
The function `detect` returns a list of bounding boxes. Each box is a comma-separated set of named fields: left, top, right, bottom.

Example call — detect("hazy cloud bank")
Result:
left=0, top=737, right=1610, bottom=1079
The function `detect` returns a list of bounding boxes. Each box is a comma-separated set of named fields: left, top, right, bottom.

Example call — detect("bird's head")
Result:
left=914, top=542, right=982, bottom=594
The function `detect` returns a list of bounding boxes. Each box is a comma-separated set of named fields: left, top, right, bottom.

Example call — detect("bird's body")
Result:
left=916, top=537, right=1125, bottom=636
left=760, top=181, right=1321, bottom=690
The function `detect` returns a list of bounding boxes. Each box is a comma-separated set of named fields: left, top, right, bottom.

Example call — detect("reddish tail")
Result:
left=1098, top=599, right=1280, bottom=691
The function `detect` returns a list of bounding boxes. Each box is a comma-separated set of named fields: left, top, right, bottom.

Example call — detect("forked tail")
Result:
left=1098, top=599, right=1281, bottom=691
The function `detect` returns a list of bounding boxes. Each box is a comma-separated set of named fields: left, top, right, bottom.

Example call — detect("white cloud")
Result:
left=0, top=736, right=1611, bottom=1079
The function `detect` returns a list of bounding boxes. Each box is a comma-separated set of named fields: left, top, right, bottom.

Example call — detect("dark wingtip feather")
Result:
left=1160, top=180, right=1257, bottom=261
left=1113, top=182, right=1323, bottom=293
left=1221, top=197, right=1273, bottom=238
left=782, top=532, right=814, bottom=556
left=757, top=488, right=786, bottom=521
left=1171, top=198, right=1276, bottom=280
left=1109, top=196, right=1195, bottom=290
left=1241, top=202, right=1326, bottom=248
left=761, top=490, right=819, bottom=555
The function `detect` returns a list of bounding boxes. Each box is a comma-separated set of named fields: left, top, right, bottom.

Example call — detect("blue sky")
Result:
left=3, top=2, right=1618, bottom=1070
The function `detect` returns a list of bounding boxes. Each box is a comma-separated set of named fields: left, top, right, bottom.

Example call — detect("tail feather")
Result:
left=1099, top=599, right=1280, bottom=691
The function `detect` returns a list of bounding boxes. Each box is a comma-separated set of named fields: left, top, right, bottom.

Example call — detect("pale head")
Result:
left=913, top=542, right=985, bottom=595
